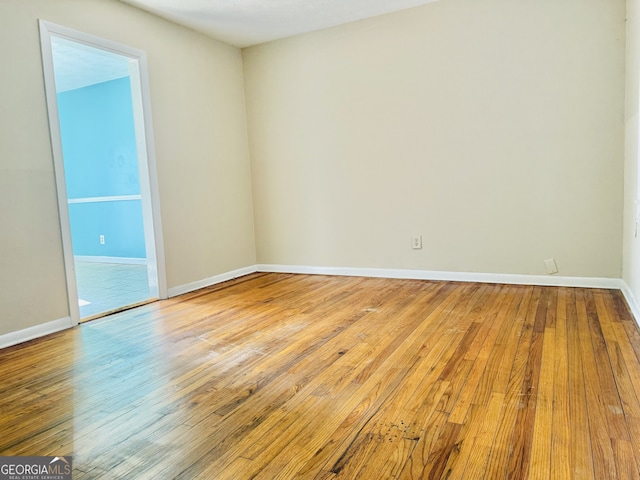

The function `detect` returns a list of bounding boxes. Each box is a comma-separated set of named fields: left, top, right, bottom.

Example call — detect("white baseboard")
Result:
left=256, top=264, right=624, bottom=290
left=0, top=317, right=72, bottom=350
left=620, top=282, right=640, bottom=329
left=167, top=265, right=258, bottom=298
left=75, top=256, right=147, bottom=265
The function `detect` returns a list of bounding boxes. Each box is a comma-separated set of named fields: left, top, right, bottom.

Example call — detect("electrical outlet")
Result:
left=544, top=258, right=558, bottom=274
left=412, top=235, right=422, bottom=250
left=100, top=235, right=105, bottom=245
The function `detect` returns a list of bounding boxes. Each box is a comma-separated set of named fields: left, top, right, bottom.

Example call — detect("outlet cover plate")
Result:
left=544, top=258, right=558, bottom=274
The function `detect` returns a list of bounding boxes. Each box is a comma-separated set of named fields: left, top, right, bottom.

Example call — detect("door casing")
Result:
left=38, top=20, right=167, bottom=326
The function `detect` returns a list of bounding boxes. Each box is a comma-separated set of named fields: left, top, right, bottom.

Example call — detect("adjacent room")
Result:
left=1, top=0, right=639, bottom=477
left=53, top=36, right=156, bottom=319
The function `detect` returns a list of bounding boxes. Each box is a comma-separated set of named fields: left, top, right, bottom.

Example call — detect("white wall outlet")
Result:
left=412, top=235, right=422, bottom=250
left=544, top=258, right=558, bottom=275
left=99, top=234, right=105, bottom=245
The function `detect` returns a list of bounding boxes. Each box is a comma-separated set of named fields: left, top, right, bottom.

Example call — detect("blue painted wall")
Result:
left=68, top=201, right=146, bottom=258
left=57, top=76, right=146, bottom=259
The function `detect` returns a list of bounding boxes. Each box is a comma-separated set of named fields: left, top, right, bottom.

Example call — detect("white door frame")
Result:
left=38, top=20, right=167, bottom=326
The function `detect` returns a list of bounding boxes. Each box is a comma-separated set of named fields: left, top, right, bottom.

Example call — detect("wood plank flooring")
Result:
left=2, top=273, right=640, bottom=478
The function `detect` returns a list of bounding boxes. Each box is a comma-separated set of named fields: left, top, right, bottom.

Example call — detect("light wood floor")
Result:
left=2, top=273, right=640, bottom=479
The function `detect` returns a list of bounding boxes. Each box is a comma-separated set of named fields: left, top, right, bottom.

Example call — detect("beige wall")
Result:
left=0, top=0, right=255, bottom=336
left=243, top=0, right=626, bottom=277
left=0, top=0, right=629, bottom=340
left=624, top=0, right=640, bottom=298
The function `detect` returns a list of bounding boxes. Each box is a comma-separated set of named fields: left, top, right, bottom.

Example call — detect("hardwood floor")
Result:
left=2, top=273, right=640, bottom=478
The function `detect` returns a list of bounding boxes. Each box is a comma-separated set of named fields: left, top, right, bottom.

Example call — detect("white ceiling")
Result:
left=119, top=0, right=440, bottom=48
left=51, top=36, right=131, bottom=93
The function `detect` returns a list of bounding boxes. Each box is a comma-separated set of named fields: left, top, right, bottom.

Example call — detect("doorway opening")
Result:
left=39, top=21, right=167, bottom=324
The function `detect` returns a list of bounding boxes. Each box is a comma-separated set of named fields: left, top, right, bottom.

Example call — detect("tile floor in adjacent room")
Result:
left=74, top=261, right=154, bottom=319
